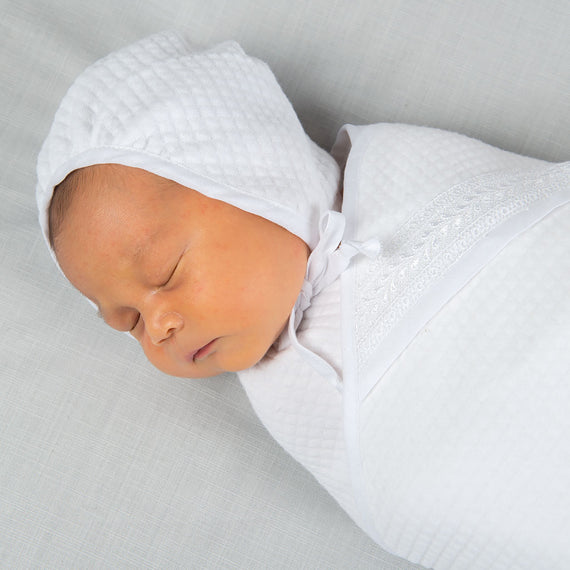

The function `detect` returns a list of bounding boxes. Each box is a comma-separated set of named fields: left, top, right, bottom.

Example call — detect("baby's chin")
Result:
left=145, top=351, right=222, bottom=378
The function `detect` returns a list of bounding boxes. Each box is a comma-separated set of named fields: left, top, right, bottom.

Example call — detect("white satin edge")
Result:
left=36, top=148, right=316, bottom=255
left=337, top=125, right=383, bottom=544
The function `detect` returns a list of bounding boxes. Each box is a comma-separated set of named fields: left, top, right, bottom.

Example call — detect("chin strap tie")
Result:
left=287, top=211, right=381, bottom=390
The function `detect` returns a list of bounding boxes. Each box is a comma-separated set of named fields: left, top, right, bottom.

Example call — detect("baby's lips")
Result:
left=186, top=338, right=218, bottom=362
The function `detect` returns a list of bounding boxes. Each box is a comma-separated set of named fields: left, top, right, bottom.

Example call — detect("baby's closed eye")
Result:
left=129, top=313, right=141, bottom=332
left=158, top=254, right=183, bottom=288
left=97, top=306, right=140, bottom=333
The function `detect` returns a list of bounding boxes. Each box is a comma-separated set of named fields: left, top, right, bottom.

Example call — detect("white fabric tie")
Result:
left=287, top=211, right=381, bottom=389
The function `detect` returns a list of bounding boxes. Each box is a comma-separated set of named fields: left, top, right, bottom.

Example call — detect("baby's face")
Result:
left=55, top=165, right=309, bottom=378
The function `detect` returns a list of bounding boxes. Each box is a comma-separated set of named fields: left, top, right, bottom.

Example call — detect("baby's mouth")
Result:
left=187, top=339, right=218, bottom=363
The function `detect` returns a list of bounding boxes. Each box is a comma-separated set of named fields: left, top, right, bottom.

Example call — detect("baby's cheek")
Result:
left=135, top=336, right=167, bottom=372
left=142, top=346, right=182, bottom=377
left=215, top=335, right=270, bottom=373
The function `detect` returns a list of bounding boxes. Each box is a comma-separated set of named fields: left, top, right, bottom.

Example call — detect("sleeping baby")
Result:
left=37, top=31, right=570, bottom=570
left=48, top=163, right=309, bottom=378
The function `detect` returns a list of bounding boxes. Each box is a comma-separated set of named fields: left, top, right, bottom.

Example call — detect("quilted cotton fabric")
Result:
left=360, top=204, right=570, bottom=569
left=338, top=125, right=570, bottom=568
left=36, top=31, right=340, bottom=251
left=242, top=125, right=569, bottom=569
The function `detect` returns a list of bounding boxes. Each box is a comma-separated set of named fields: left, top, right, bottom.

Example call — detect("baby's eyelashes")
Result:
left=129, top=313, right=144, bottom=342
left=156, top=251, right=184, bottom=289
left=160, top=262, right=178, bottom=288
left=96, top=305, right=141, bottom=333
left=130, top=313, right=141, bottom=332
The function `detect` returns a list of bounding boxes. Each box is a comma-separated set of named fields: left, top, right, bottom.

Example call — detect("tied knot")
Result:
left=287, top=211, right=381, bottom=388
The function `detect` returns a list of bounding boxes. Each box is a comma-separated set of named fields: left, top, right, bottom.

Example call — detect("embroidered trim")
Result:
left=354, top=164, right=568, bottom=376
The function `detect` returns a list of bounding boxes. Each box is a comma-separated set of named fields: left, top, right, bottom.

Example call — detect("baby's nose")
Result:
left=146, top=311, right=184, bottom=345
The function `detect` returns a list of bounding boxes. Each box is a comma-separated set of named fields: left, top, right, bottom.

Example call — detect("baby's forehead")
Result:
left=64, top=165, right=167, bottom=229
left=80, top=163, right=163, bottom=188
left=60, top=171, right=172, bottom=262
left=70, top=165, right=178, bottom=209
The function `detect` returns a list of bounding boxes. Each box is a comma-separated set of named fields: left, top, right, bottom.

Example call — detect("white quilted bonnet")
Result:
left=36, top=30, right=340, bottom=254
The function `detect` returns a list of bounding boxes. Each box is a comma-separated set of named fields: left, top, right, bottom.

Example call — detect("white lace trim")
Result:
left=354, top=163, right=570, bottom=379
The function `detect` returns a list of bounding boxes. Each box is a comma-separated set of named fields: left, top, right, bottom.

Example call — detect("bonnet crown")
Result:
left=36, top=31, right=340, bottom=252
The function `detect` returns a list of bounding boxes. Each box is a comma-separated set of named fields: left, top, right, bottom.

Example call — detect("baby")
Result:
left=37, top=31, right=570, bottom=570
left=49, top=163, right=309, bottom=378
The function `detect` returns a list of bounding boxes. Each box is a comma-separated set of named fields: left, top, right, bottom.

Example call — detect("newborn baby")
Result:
left=49, top=163, right=308, bottom=378
left=37, top=31, right=570, bottom=570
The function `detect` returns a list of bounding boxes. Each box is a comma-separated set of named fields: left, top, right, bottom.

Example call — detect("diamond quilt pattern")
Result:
left=241, top=123, right=568, bottom=567
left=346, top=124, right=563, bottom=379
left=36, top=31, right=340, bottom=250
left=360, top=204, right=570, bottom=569
left=239, top=278, right=360, bottom=520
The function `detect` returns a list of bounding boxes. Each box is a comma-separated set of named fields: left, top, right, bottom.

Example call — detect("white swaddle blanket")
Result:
left=241, top=124, right=570, bottom=570
left=37, top=32, right=570, bottom=570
